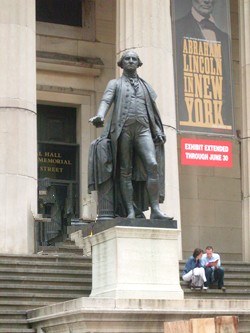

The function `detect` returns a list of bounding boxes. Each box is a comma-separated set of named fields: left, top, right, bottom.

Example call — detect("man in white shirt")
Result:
left=202, top=245, right=226, bottom=291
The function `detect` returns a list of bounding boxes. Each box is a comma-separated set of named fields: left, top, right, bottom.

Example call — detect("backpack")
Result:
left=190, top=271, right=204, bottom=289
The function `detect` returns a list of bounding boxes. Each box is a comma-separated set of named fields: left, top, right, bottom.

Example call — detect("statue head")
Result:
left=117, top=50, right=143, bottom=69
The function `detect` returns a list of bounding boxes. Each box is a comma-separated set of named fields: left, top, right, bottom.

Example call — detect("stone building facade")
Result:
left=0, top=0, right=248, bottom=261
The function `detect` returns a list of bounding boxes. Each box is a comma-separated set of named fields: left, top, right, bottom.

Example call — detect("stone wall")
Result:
left=35, top=0, right=242, bottom=260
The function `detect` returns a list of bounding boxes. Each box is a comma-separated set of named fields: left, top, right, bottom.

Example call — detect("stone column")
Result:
left=240, top=0, right=250, bottom=261
left=0, top=0, right=37, bottom=253
left=116, top=0, right=182, bottom=255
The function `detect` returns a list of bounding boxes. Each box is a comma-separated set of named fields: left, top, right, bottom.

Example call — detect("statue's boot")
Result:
left=120, top=179, right=135, bottom=218
left=147, top=177, right=174, bottom=220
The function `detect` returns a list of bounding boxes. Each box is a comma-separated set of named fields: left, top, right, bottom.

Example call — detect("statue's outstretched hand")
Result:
left=89, top=115, right=104, bottom=128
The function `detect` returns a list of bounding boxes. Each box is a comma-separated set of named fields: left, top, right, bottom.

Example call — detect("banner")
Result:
left=171, top=0, right=235, bottom=136
left=181, top=138, right=232, bottom=167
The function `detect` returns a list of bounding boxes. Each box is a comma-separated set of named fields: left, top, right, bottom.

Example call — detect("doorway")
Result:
left=37, top=104, right=79, bottom=245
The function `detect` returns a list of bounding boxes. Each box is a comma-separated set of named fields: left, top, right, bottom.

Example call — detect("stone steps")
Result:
left=181, top=277, right=250, bottom=286
left=0, top=300, right=52, bottom=310
left=0, top=310, right=35, bottom=332
left=0, top=310, right=27, bottom=319
left=0, top=250, right=250, bottom=331
left=0, top=283, right=90, bottom=291
left=0, top=275, right=89, bottom=285
left=0, top=266, right=91, bottom=276
left=0, top=254, right=91, bottom=309
left=0, top=256, right=91, bottom=265
left=235, top=316, right=250, bottom=332
left=183, top=288, right=250, bottom=298
left=0, top=290, right=90, bottom=301
left=0, top=251, right=92, bottom=331
left=0, top=330, right=35, bottom=333
left=37, top=244, right=84, bottom=256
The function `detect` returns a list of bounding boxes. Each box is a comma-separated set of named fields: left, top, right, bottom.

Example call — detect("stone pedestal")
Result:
left=89, top=220, right=183, bottom=299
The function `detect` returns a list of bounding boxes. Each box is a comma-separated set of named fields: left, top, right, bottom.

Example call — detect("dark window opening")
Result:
left=36, top=0, right=82, bottom=27
left=37, top=105, right=76, bottom=144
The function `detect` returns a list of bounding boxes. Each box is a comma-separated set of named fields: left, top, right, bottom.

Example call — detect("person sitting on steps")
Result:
left=202, top=245, right=226, bottom=291
left=182, top=248, right=208, bottom=290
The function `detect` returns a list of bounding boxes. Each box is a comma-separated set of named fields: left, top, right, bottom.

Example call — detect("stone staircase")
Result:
left=1, top=241, right=250, bottom=332
left=0, top=243, right=91, bottom=332
left=0, top=310, right=35, bottom=333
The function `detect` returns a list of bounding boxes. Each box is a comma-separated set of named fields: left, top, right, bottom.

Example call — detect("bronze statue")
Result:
left=88, top=50, right=173, bottom=220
